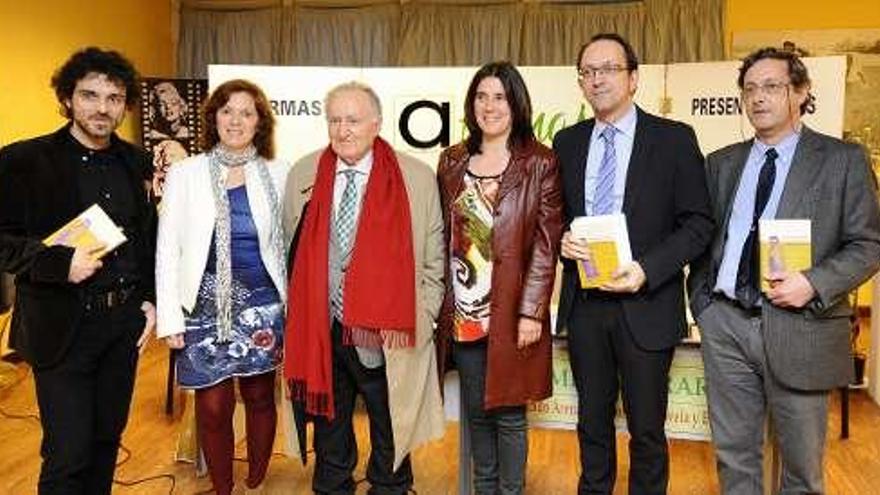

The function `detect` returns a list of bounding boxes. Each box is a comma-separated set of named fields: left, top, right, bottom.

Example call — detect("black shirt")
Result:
left=65, top=132, right=143, bottom=293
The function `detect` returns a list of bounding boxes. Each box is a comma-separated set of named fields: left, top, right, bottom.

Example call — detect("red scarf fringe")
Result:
left=342, top=326, right=416, bottom=349
left=284, top=138, right=416, bottom=420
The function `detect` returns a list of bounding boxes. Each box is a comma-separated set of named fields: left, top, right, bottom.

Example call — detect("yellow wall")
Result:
left=727, top=0, right=880, bottom=308
left=0, top=0, right=173, bottom=146
left=726, top=0, right=880, bottom=53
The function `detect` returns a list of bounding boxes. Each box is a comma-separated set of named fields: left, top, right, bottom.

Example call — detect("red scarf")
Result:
left=284, top=137, right=416, bottom=419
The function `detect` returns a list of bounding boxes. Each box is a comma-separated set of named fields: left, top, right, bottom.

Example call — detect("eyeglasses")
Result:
left=742, top=81, right=790, bottom=99
left=577, top=65, right=629, bottom=81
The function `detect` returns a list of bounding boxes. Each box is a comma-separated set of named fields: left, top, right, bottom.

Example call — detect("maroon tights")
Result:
left=195, top=371, right=277, bottom=495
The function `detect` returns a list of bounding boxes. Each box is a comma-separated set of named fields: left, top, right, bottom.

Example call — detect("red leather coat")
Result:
left=436, top=139, right=562, bottom=408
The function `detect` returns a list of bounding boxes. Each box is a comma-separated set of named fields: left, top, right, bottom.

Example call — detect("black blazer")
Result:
left=552, top=107, right=714, bottom=350
left=0, top=126, right=156, bottom=369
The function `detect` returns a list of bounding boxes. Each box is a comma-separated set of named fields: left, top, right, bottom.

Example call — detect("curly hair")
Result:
left=738, top=47, right=816, bottom=115
left=202, top=79, right=276, bottom=160
left=51, top=47, right=140, bottom=119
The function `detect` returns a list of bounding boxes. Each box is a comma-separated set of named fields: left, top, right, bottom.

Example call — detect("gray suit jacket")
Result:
left=689, top=126, right=880, bottom=391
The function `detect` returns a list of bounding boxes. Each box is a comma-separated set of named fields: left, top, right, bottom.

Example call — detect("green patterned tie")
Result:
left=331, top=168, right=360, bottom=317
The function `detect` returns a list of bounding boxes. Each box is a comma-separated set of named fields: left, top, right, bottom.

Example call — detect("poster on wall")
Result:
left=530, top=344, right=709, bottom=441
left=139, top=78, right=208, bottom=199
left=443, top=343, right=710, bottom=441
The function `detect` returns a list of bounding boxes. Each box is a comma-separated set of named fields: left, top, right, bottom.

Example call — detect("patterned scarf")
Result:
left=284, top=137, right=416, bottom=420
left=208, top=144, right=286, bottom=342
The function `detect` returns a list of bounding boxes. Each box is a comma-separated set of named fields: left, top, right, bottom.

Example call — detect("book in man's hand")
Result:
left=570, top=214, right=633, bottom=289
left=43, top=204, right=127, bottom=259
left=758, top=218, right=812, bottom=292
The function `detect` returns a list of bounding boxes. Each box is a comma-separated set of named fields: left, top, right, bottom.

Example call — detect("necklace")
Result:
left=467, top=150, right=509, bottom=180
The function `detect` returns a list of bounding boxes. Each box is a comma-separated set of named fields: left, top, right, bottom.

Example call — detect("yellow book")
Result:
left=758, top=219, right=811, bottom=292
left=43, top=204, right=127, bottom=259
left=570, top=214, right=632, bottom=289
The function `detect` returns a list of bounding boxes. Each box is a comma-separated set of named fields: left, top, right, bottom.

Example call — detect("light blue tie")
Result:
left=332, top=168, right=360, bottom=318
left=593, top=126, right=617, bottom=216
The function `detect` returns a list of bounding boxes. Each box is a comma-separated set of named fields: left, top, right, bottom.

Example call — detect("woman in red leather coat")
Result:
left=436, top=61, right=563, bottom=494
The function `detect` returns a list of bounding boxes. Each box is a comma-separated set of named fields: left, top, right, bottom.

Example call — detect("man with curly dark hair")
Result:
left=0, top=47, right=156, bottom=495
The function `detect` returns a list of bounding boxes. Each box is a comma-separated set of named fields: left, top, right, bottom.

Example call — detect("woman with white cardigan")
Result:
left=156, top=79, right=290, bottom=495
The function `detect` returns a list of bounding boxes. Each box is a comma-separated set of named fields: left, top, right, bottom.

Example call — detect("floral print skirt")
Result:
left=176, top=271, right=283, bottom=389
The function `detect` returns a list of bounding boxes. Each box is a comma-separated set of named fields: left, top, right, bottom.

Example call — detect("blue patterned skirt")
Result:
left=176, top=271, right=283, bottom=389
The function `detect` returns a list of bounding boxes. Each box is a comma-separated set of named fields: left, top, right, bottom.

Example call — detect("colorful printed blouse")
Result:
left=450, top=171, right=501, bottom=342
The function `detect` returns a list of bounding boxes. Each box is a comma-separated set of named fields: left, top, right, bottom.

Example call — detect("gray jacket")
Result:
left=689, top=126, right=880, bottom=390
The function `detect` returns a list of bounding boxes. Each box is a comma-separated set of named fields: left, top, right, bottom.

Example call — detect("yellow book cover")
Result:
left=758, top=219, right=811, bottom=292
left=43, top=204, right=127, bottom=259
left=576, top=241, right=620, bottom=288
left=570, top=214, right=632, bottom=290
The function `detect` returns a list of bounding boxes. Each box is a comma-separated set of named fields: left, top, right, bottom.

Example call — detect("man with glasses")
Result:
left=554, top=33, right=713, bottom=494
left=688, top=47, right=880, bottom=494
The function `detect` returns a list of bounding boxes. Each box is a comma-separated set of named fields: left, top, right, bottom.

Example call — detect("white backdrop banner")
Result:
left=209, top=56, right=844, bottom=167
left=209, top=59, right=846, bottom=440
left=665, top=57, right=846, bottom=154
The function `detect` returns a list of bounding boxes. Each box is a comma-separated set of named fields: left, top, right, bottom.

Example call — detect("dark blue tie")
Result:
left=735, top=147, right=778, bottom=307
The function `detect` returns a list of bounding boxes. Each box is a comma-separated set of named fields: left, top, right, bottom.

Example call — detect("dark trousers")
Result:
left=312, top=320, right=413, bottom=495
left=567, top=294, right=674, bottom=495
left=454, top=339, right=528, bottom=495
left=32, top=300, right=144, bottom=495
left=195, top=371, right=277, bottom=495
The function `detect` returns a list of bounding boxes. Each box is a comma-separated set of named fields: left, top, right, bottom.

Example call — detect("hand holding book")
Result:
left=759, top=219, right=811, bottom=291
left=43, top=204, right=127, bottom=260
left=760, top=219, right=815, bottom=308
left=764, top=271, right=816, bottom=308
left=43, top=204, right=126, bottom=283
left=601, top=260, right=646, bottom=293
left=67, top=243, right=105, bottom=283
left=564, top=214, right=633, bottom=290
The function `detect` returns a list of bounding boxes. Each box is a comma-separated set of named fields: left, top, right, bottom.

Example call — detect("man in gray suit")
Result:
left=689, top=47, right=880, bottom=494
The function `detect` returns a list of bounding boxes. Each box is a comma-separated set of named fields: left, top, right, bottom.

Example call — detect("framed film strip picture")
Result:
left=140, top=78, right=207, bottom=199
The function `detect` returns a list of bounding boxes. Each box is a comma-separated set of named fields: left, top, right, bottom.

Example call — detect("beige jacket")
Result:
left=283, top=149, right=445, bottom=469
